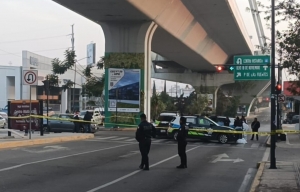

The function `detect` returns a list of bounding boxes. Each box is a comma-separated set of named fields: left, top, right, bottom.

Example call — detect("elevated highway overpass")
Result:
left=53, top=0, right=268, bottom=118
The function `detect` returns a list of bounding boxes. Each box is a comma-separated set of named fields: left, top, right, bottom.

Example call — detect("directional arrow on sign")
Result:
left=210, top=153, right=244, bottom=163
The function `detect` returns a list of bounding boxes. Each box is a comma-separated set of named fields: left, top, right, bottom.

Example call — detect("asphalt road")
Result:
left=0, top=126, right=269, bottom=192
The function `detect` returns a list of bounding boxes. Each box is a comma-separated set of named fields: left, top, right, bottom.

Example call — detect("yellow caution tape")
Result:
left=6, top=115, right=300, bottom=135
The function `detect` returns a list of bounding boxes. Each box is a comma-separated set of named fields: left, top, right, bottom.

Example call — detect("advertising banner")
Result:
left=108, top=68, right=140, bottom=112
left=9, top=100, right=40, bottom=130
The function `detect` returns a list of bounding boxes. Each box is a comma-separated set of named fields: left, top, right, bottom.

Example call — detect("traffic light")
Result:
left=216, top=66, right=223, bottom=72
left=275, top=83, right=282, bottom=94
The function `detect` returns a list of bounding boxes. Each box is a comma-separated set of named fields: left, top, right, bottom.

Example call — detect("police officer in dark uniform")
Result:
left=135, top=113, right=156, bottom=171
left=176, top=117, right=188, bottom=169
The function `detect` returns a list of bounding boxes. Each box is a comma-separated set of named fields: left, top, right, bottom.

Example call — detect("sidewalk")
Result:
left=0, top=132, right=94, bottom=150
left=250, top=127, right=300, bottom=192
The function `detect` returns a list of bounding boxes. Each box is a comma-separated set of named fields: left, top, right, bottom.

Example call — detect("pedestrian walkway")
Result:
left=90, top=136, right=266, bottom=149
left=250, top=131, right=300, bottom=192
left=0, top=132, right=94, bottom=150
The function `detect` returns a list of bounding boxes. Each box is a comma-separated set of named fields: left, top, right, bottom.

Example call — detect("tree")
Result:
left=224, top=96, right=240, bottom=117
left=152, top=81, right=157, bottom=97
left=249, top=1, right=300, bottom=94
left=48, top=49, right=105, bottom=105
left=151, top=94, right=166, bottom=120
left=186, top=93, right=208, bottom=115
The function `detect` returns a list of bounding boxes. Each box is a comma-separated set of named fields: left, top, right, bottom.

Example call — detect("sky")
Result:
left=0, top=0, right=291, bottom=91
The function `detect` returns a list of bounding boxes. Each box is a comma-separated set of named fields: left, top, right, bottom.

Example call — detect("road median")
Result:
left=0, top=134, right=94, bottom=149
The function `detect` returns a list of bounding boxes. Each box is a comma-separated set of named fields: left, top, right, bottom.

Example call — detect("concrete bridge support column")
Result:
left=101, top=21, right=157, bottom=121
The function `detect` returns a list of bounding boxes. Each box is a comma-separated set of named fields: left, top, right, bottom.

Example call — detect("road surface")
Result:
left=0, top=128, right=269, bottom=192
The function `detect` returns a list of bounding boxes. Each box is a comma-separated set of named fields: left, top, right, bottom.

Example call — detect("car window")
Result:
left=0, top=116, right=3, bottom=120
left=198, top=117, right=212, bottom=126
left=60, top=115, right=72, bottom=119
left=157, top=116, right=174, bottom=122
left=186, top=118, right=196, bottom=124
left=49, top=114, right=59, bottom=119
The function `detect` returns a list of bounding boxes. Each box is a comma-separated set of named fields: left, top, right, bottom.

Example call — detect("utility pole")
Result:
left=71, top=24, right=76, bottom=112
left=270, top=0, right=277, bottom=169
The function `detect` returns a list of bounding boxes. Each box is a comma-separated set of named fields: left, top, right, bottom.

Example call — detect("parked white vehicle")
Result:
left=93, top=107, right=105, bottom=125
left=0, top=115, right=6, bottom=128
left=0, top=112, right=8, bottom=121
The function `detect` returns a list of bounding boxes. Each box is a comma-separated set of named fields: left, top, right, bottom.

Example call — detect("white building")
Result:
left=0, top=51, right=104, bottom=112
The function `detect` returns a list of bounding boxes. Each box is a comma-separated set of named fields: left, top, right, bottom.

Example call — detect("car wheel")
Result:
left=173, top=131, right=178, bottom=141
left=218, top=134, right=228, bottom=144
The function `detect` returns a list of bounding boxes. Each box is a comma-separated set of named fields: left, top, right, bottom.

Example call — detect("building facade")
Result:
left=0, top=51, right=103, bottom=112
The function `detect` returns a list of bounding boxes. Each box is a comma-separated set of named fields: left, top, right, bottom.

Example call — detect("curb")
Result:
left=249, top=161, right=266, bottom=192
left=0, top=134, right=94, bottom=150
left=97, top=128, right=136, bottom=132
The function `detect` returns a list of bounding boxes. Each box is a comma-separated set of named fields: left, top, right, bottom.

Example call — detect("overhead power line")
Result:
left=0, top=47, right=71, bottom=56
left=0, top=35, right=68, bottom=45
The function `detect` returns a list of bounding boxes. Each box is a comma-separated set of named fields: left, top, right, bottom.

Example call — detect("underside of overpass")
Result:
left=220, top=80, right=271, bottom=116
left=52, top=0, right=256, bottom=119
left=53, top=0, right=253, bottom=72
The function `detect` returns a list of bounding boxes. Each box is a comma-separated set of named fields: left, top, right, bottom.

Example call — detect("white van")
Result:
left=93, top=107, right=105, bottom=125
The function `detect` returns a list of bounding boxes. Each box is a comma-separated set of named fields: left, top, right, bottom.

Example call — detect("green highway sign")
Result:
left=233, top=55, right=271, bottom=80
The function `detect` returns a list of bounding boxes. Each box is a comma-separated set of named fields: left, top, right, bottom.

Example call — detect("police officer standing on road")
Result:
left=73, top=111, right=80, bottom=133
left=176, top=117, right=188, bottom=169
left=224, top=117, right=230, bottom=127
left=135, top=113, right=156, bottom=171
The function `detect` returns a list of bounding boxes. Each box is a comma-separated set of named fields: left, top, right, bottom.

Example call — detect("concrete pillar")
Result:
left=61, top=89, right=68, bottom=113
left=101, top=21, right=157, bottom=121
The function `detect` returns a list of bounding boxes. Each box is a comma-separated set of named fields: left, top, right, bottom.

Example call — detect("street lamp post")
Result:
left=42, top=76, right=49, bottom=135
left=270, top=0, right=277, bottom=169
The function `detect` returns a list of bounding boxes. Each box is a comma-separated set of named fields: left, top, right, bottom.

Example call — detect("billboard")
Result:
left=87, top=43, right=96, bottom=66
left=9, top=100, right=40, bottom=130
left=108, top=68, right=140, bottom=112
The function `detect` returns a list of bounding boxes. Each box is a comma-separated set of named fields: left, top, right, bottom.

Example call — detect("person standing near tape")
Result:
left=135, top=113, right=156, bottom=171
left=176, top=116, right=188, bottom=169
left=251, top=118, right=260, bottom=141
left=73, top=111, right=80, bottom=133
left=234, top=117, right=243, bottom=139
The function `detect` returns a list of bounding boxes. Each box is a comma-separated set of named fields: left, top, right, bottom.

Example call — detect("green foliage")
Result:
left=249, top=1, right=300, bottom=94
left=109, top=112, right=137, bottom=125
left=48, top=49, right=77, bottom=90
left=97, top=53, right=144, bottom=69
left=46, top=74, right=59, bottom=88
left=223, top=96, right=240, bottom=117
left=86, top=100, right=96, bottom=106
left=151, top=94, right=166, bottom=120
left=82, top=75, right=105, bottom=97
left=159, top=91, right=176, bottom=111
left=152, top=81, right=157, bottom=97
left=185, top=93, right=209, bottom=115
left=82, top=65, right=92, bottom=77
left=52, top=50, right=76, bottom=75
left=61, top=80, right=74, bottom=91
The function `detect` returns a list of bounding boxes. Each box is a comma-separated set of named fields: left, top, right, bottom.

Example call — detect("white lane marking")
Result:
left=86, top=146, right=200, bottom=192
left=151, top=139, right=167, bottom=143
left=124, top=138, right=136, bottom=142
left=119, top=151, right=139, bottom=158
left=251, top=143, right=260, bottom=148
left=237, top=168, right=256, bottom=192
left=97, top=136, right=118, bottom=140
left=0, top=143, right=133, bottom=172
left=111, top=137, right=129, bottom=141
